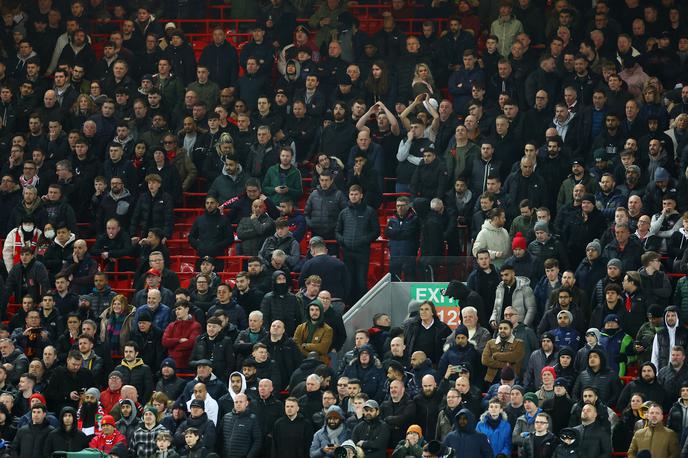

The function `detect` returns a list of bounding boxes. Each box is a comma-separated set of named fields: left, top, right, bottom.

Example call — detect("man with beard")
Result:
left=658, top=346, right=688, bottom=407
left=45, top=350, right=95, bottom=413
left=271, top=397, right=313, bottom=458
left=319, top=102, right=357, bottom=166
left=311, top=405, right=351, bottom=457
left=351, top=400, right=390, bottom=458
left=413, top=375, right=442, bottom=440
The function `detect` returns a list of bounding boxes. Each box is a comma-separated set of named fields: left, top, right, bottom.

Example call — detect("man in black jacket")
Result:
left=335, top=185, right=380, bottom=304
left=253, top=379, right=283, bottom=456
left=380, top=379, right=416, bottom=447
left=188, top=195, right=234, bottom=271
left=10, top=403, right=55, bottom=458
left=271, top=396, right=313, bottom=458
left=221, top=393, right=261, bottom=458
left=351, top=400, right=391, bottom=458
left=573, top=403, right=611, bottom=458
left=190, top=316, right=236, bottom=378
left=45, top=350, right=95, bottom=413
left=43, top=406, right=89, bottom=455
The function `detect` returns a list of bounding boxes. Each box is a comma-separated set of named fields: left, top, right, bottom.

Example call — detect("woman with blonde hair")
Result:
left=411, top=63, right=438, bottom=98
left=69, top=94, right=98, bottom=131
left=204, top=131, right=235, bottom=182
left=99, top=294, right=135, bottom=364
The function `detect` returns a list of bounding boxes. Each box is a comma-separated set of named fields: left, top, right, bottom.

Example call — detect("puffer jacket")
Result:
left=673, top=276, right=688, bottom=323
left=335, top=201, right=380, bottom=252
left=114, top=358, right=154, bottom=404
left=342, top=345, right=385, bottom=402
left=472, top=219, right=512, bottom=268
left=221, top=408, right=262, bottom=458
left=475, top=411, right=512, bottom=457
left=491, top=276, right=537, bottom=327
left=304, top=186, right=348, bottom=238
left=236, top=212, right=275, bottom=256
left=162, top=317, right=202, bottom=369
left=174, top=412, right=216, bottom=450
left=129, top=189, right=174, bottom=238
left=572, top=348, right=622, bottom=406
left=385, top=209, right=420, bottom=257
left=310, top=406, right=351, bottom=458
left=11, top=418, right=55, bottom=458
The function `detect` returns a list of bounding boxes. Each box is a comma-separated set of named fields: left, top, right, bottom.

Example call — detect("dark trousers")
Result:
left=344, top=250, right=370, bottom=304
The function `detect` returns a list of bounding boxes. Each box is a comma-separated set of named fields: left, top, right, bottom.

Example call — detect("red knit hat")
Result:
left=512, top=232, right=527, bottom=251
left=541, top=366, right=557, bottom=380
left=29, top=393, right=46, bottom=405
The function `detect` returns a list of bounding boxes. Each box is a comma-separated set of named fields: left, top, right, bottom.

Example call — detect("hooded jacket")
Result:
left=293, top=299, right=333, bottom=363
left=442, top=409, right=493, bottom=458
left=260, top=271, right=302, bottom=336
left=44, top=406, right=89, bottom=455
left=618, top=362, right=667, bottom=410
left=208, top=164, right=248, bottom=204
left=342, top=345, right=385, bottom=402
left=652, top=306, right=688, bottom=370
left=572, top=348, right=622, bottom=406
left=115, top=398, right=140, bottom=444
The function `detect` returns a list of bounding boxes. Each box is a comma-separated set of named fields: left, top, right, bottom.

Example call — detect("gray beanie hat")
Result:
left=534, top=221, right=549, bottom=233
left=607, top=258, right=623, bottom=269
left=85, top=387, right=101, bottom=401
left=586, top=239, right=601, bottom=253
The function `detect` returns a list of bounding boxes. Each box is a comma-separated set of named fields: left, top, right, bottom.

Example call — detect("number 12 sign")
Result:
left=409, top=283, right=461, bottom=329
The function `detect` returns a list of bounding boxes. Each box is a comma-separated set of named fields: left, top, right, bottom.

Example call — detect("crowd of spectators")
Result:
left=2, top=0, right=688, bottom=457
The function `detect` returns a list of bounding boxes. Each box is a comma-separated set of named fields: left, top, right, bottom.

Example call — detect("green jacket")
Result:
left=262, top=164, right=303, bottom=204
left=186, top=80, right=220, bottom=109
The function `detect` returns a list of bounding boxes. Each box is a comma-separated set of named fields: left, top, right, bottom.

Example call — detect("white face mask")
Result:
left=44, top=229, right=55, bottom=239
left=21, top=224, right=34, bottom=232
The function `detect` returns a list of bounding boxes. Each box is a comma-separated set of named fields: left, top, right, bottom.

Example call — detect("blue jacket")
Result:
left=342, top=345, right=386, bottom=401
left=385, top=210, right=420, bottom=257
left=476, top=412, right=512, bottom=457
left=443, top=409, right=494, bottom=458
left=550, top=326, right=582, bottom=351
left=437, top=342, right=481, bottom=381
left=310, top=406, right=351, bottom=458
left=133, top=303, right=171, bottom=331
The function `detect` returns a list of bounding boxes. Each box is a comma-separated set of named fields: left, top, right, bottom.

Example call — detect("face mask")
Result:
left=274, top=282, right=288, bottom=295
left=44, top=229, right=55, bottom=239
left=21, top=224, right=34, bottom=232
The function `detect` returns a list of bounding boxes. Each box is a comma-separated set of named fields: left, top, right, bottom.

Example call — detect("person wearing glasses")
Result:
left=518, top=412, right=558, bottom=458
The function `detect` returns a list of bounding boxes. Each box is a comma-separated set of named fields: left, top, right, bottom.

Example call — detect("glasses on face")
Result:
left=534, top=420, right=549, bottom=424
left=504, top=313, right=515, bottom=317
